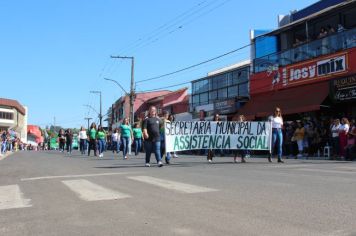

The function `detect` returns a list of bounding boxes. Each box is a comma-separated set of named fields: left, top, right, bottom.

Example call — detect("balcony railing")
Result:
left=254, top=27, right=356, bottom=73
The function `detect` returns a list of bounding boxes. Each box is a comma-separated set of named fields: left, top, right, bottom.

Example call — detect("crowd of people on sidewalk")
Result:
left=0, top=129, right=26, bottom=156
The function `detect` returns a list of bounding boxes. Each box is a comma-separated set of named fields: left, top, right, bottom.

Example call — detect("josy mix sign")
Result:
left=165, top=121, right=272, bottom=152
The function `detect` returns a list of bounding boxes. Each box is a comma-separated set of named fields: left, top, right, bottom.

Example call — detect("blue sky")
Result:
left=0, top=0, right=316, bottom=128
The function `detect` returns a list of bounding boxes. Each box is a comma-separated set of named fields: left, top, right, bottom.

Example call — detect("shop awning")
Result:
left=234, top=82, right=329, bottom=120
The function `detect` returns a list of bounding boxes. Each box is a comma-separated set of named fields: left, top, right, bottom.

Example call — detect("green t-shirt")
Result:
left=89, top=128, right=97, bottom=139
left=97, top=131, right=106, bottom=140
left=120, top=124, right=132, bottom=138
left=133, top=128, right=142, bottom=139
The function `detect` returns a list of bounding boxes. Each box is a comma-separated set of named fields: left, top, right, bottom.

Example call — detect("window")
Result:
left=228, top=85, right=238, bottom=98
left=0, top=112, right=13, bottom=120
left=218, top=88, right=227, bottom=99
left=200, top=92, right=209, bottom=104
left=209, top=90, right=218, bottom=102
left=238, top=83, right=249, bottom=97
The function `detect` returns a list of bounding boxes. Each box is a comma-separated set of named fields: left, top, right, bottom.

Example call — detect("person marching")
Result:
left=269, top=107, right=284, bottom=163
left=133, top=123, right=143, bottom=156
left=65, top=128, right=73, bottom=155
left=234, top=115, right=247, bottom=163
left=88, top=123, right=97, bottom=157
left=120, top=117, right=133, bottom=160
left=111, top=128, right=121, bottom=155
left=97, top=125, right=106, bottom=158
left=207, top=113, right=220, bottom=163
left=160, top=111, right=172, bottom=164
left=78, top=126, right=88, bottom=155
left=58, top=128, right=66, bottom=153
left=143, top=106, right=163, bottom=167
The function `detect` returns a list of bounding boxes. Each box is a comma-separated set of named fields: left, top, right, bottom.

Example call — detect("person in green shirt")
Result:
left=133, top=123, right=143, bottom=156
left=97, top=125, right=106, bottom=158
left=120, top=117, right=133, bottom=159
left=88, top=123, right=97, bottom=157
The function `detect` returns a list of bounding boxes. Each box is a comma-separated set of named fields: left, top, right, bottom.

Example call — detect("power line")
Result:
left=137, top=44, right=251, bottom=84
left=137, top=81, right=191, bottom=93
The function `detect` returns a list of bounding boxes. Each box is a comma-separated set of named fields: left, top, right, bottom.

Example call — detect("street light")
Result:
left=89, top=91, right=102, bottom=127
left=104, top=78, right=128, bottom=94
left=110, top=56, right=135, bottom=125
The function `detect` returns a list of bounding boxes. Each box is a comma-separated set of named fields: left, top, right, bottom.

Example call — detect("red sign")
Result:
left=250, top=49, right=356, bottom=95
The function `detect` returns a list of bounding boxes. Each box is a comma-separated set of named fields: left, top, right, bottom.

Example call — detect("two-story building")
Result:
left=0, top=98, right=27, bottom=142
left=238, top=0, right=356, bottom=120
left=190, top=60, right=250, bottom=120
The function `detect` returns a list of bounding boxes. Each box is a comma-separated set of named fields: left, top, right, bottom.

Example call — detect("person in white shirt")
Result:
left=330, top=119, right=340, bottom=158
left=269, top=107, right=284, bottom=163
left=111, top=128, right=120, bottom=154
left=339, top=117, right=350, bottom=158
left=78, top=127, right=88, bottom=155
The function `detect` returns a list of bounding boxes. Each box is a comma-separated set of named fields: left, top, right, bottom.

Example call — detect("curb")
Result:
left=0, top=152, right=14, bottom=161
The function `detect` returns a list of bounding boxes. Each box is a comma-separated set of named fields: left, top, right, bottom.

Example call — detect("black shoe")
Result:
left=268, top=156, right=272, bottom=162
left=278, top=159, right=284, bottom=163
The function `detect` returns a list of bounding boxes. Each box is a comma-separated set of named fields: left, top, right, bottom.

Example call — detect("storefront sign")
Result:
left=331, top=74, right=356, bottom=102
left=165, top=121, right=272, bottom=152
left=214, top=99, right=237, bottom=114
left=251, top=49, right=356, bottom=94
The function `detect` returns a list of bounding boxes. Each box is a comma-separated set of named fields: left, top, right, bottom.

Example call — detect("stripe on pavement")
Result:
left=62, top=179, right=131, bottom=201
left=0, top=185, right=32, bottom=210
left=127, top=176, right=218, bottom=193
left=21, top=172, right=140, bottom=181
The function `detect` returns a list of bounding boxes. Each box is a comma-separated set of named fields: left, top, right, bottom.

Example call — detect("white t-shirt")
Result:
left=339, top=124, right=350, bottom=133
left=331, top=124, right=340, bottom=137
left=78, top=130, right=87, bottom=140
left=111, top=132, right=120, bottom=142
left=271, top=116, right=283, bottom=129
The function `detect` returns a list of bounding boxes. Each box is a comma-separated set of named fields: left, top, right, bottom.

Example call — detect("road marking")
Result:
left=0, top=185, right=32, bottom=210
left=128, top=176, right=218, bottom=193
left=21, top=172, right=140, bottom=181
left=297, top=168, right=356, bottom=175
left=62, top=179, right=131, bottom=201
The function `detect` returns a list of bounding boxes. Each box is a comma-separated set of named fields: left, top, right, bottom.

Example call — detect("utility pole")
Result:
left=84, top=117, right=92, bottom=130
left=110, top=56, right=135, bottom=125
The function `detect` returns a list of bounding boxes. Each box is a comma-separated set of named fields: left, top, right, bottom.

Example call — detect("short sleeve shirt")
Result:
left=120, top=124, right=132, bottom=138
left=143, top=117, right=162, bottom=142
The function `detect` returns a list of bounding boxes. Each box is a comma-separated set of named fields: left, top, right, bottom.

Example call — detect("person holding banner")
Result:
left=234, top=115, right=247, bottom=163
left=269, top=107, right=284, bottom=163
left=143, top=106, right=163, bottom=167
left=207, top=113, right=220, bottom=163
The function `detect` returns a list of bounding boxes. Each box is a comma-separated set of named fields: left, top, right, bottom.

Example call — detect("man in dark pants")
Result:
left=143, top=106, right=163, bottom=167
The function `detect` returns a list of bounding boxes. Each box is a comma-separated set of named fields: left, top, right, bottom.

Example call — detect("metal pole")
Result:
left=100, top=92, right=102, bottom=127
left=130, top=57, right=135, bottom=125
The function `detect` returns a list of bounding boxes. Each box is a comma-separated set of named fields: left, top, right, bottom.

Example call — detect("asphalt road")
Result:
left=0, top=150, right=355, bottom=236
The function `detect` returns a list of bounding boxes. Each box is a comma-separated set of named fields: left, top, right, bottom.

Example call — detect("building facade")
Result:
left=190, top=60, right=250, bottom=120
left=0, top=98, right=27, bottom=142
left=238, top=0, right=356, bottom=120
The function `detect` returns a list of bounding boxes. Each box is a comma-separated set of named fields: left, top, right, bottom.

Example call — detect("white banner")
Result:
left=165, top=121, right=272, bottom=152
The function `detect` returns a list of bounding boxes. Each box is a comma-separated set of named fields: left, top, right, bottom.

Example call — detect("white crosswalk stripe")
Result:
left=0, top=185, right=32, bottom=210
left=62, top=179, right=131, bottom=201
left=127, top=176, right=218, bottom=193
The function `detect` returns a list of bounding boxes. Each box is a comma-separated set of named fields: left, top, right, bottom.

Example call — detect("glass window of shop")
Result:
left=191, top=66, right=250, bottom=107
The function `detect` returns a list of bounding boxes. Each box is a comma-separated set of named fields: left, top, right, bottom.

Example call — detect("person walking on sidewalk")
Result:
left=143, top=106, right=163, bottom=167
left=97, top=125, right=106, bottom=158
left=78, top=126, right=87, bottom=155
left=269, top=107, right=284, bottom=163
left=120, top=117, right=133, bottom=160
left=88, top=123, right=97, bottom=157
left=133, top=123, right=143, bottom=156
